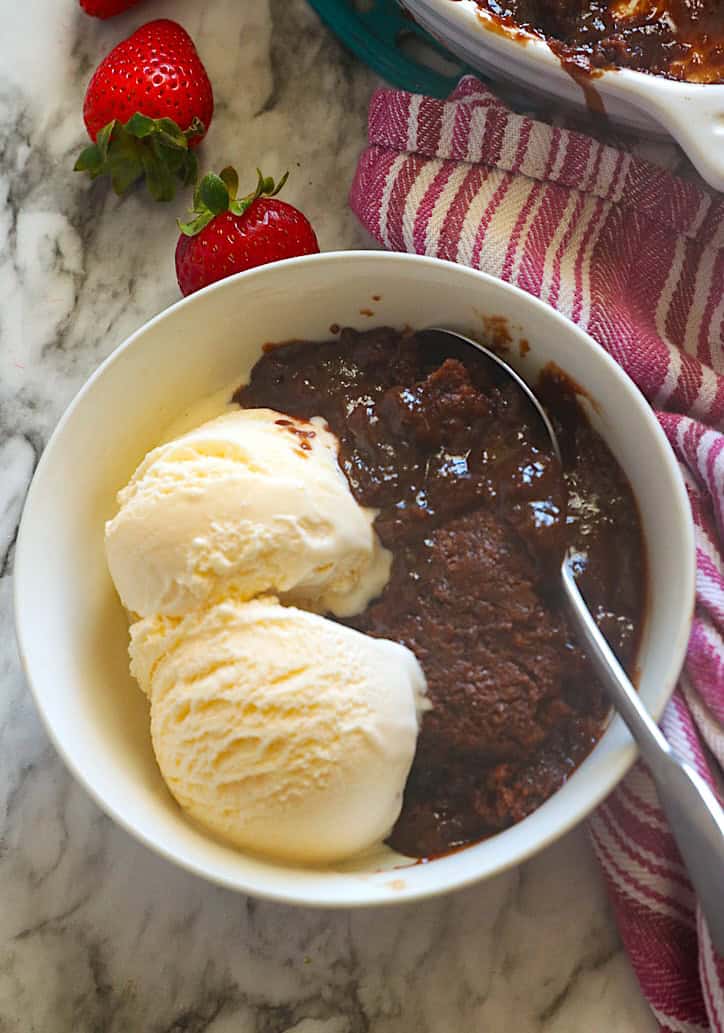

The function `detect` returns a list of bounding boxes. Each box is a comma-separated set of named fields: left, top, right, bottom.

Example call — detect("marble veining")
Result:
left=0, top=1, right=672, bottom=1029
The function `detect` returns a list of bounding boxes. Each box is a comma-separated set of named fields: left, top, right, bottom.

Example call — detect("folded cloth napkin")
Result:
left=350, top=76, right=724, bottom=1032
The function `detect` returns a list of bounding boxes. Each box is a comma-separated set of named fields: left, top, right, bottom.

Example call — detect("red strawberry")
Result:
left=79, top=0, right=143, bottom=17
left=75, top=20, right=213, bottom=201
left=175, top=168, right=320, bottom=297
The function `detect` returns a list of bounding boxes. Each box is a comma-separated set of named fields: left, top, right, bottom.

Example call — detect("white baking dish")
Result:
left=400, top=0, right=724, bottom=191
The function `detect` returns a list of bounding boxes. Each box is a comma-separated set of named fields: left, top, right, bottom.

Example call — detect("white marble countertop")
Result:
left=0, top=2, right=661, bottom=1029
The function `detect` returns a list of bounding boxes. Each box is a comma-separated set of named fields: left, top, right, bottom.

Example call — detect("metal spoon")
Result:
left=418, top=327, right=724, bottom=952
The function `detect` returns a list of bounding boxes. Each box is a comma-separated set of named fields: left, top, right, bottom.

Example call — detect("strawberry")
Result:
left=175, top=168, right=320, bottom=297
left=79, top=0, right=144, bottom=17
left=74, top=20, right=213, bottom=201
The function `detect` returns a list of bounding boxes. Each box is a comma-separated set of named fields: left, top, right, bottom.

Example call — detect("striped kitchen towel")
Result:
left=350, top=76, right=724, bottom=1031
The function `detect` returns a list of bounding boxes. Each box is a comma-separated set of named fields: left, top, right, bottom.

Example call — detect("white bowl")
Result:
left=15, top=251, right=694, bottom=907
left=401, top=0, right=724, bottom=191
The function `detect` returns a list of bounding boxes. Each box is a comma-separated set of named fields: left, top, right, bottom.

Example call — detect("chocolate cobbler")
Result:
left=237, top=326, right=646, bottom=858
left=466, top=0, right=724, bottom=82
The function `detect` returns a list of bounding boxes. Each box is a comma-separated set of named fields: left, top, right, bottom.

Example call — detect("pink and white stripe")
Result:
left=350, top=76, right=724, bottom=1031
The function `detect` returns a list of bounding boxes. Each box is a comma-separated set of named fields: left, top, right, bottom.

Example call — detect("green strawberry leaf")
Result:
left=125, top=113, right=156, bottom=140
left=229, top=197, right=251, bottom=217
left=219, top=166, right=239, bottom=199
left=156, top=143, right=184, bottom=176
left=142, top=149, right=175, bottom=203
left=110, top=158, right=143, bottom=196
left=269, top=170, right=289, bottom=197
left=114, top=124, right=141, bottom=160
left=199, top=173, right=230, bottom=215
left=156, top=118, right=189, bottom=150
left=259, top=171, right=276, bottom=194
left=177, top=210, right=216, bottom=236
left=96, top=121, right=116, bottom=161
left=74, top=143, right=103, bottom=175
left=177, top=150, right=199, bottom=188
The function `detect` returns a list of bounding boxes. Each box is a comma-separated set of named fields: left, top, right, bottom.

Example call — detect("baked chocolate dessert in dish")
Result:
left=238, top=326, right=646, bottom=858
left=467, top=0, right=724, bottom=83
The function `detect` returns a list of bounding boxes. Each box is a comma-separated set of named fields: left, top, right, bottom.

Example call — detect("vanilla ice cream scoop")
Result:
left=105, top=408, right=390, bottom=618
left=130, top=597, right=427, bottom=864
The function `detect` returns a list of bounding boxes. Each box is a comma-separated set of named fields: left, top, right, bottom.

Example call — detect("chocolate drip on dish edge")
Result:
left=466, top=0, right=724, bottom=84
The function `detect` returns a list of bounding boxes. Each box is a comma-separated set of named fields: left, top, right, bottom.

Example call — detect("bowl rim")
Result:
left=14, top=250, right=696, bottom=907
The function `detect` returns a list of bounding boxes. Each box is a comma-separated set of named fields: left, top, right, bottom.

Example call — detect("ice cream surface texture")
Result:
left=130, top=597, right=427, bottom=864
left=105, top=408, right=390, bottom=619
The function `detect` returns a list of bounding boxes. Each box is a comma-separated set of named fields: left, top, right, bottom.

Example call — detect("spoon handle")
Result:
left=561, top=561, right=724, bottom=955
